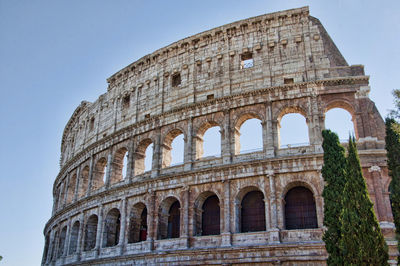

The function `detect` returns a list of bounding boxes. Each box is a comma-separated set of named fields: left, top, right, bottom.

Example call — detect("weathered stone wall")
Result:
left=43, top=6, right=398, bottom=266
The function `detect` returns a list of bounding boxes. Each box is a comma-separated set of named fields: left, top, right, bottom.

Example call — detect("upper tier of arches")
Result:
left=60, top=5, right=367, bottom=167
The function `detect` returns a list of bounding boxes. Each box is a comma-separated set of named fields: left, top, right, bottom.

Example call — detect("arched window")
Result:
left=43, top=234, right=50, bottom=263
left=111, top=147, right=128, bottom=184
left=162, top=129, right=184, bottom=168
left=103, top=208, right=121, bottom=247
left=66, top=173, right=76, bottom=204
left=144, top=144, right=153, bottom=172
left=57, top=226, right=67, bottom=258
left=279, top=113, right=309, bottom=148
left=68, top=221, right=80, bottom=254
left=284, top=187, right=317, bottom=230
left=241, top=191, right=265, bottom=232
left=238, top=118, right=263, bottom=154
left=202, top=195, right=220, bottom=236
left=325, top=108, right=355, bottom=141
left=51, top=230, right=59, bottom=261
left=78, top=166, right=89, bottom=198
left=158, top=197, right=180, bottom=239
left=92, top=157, right=107, bottom=190
left=84, top=215, right=98, bottom=251
left=202, top=127, right=221, bottom=157
left=195, top=122, right=221, bottom=159
left=128, top=203, right=148, bottom=243
left=134, top=139, right=153, bottom=175
left=167, top=201, right=181, bottom=238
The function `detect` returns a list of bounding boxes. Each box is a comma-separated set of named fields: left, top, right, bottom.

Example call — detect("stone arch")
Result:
left=57, top=226, right=67, bottom=258
left=43, top=233, right=50, bottom=263
left=324, top=100, right=358, bottom=139
left=128, top=202, right=148, bottom=243
left=66, top=173, right=77, bottom=204
left=161, top=128, right=185, bottom=168
left=78, top=165, right=89, bottom=198
left=110, top=147, right=128, bottom=184
left=233, top=113, right=264, bottom=155
left=92, top=157, right=107, bottom=191
left=134, top=138, right=153, bottom=175
left=102, top=208, right=121, bottom=247
left=194, top=191, right=221, bottom=236
left=158, top=196, right=181, bottom=239
left=68, top=221, right=80, bottom=255
left=284, top=186, right=318, bottom=230
left=51, top=229, right=59, bottom=261
left=194, top=121, right=222, bottom=159
left=83, top=214, right=98, bottom=251
left=235, top=186, right=266, bottom=233
left=277, top=106, right=310, bottom=148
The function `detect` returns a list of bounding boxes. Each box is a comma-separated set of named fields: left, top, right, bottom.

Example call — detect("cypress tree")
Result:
left=385, top=117, right=400, bottom=256
left=339, top=137, right=389, bottom=265
left=321, top=130, right=347, bottom=265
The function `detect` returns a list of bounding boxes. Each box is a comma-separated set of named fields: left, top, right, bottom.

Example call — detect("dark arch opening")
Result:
left=284, top=187, right=317, bottom=230
left=167, top=201, right=181, bottom=239
left=241, top=191, right=265, bottom=232
left=128, top=204, right=148, bottom=243
left=202, top=195, right=220, bottom=236
left=83, top=215, right=98, bottom=251
left=68, top=221, right=80, bottom=254
left=103, top=208, right=121, bottom=247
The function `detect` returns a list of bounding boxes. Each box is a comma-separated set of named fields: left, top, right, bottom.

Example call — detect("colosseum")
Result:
left=42, top=6, right=398, bottom=265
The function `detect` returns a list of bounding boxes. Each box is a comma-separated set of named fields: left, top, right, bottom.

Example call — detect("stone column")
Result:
left=63, top=174, right=70, bottom=206
left=46, top=230, right=54, bottom=264
left=76, top=212, right=84, bottom=261
left=126, top=140, right=135, bottom=183
left=222, top=110, right=232, bottom=164
left=105, top=152, right=113, bottom=188
left=369, top=166, right=388, bottom=221
left=95, top=204, right=104, bottom=258
left=73, top=166, right=81, bottom=202
left=221, top=180, right=232, bottom=246
left=147, top=190, right=156, bottom=250
left=86, top=155, right=95, bottom=197
left=182, top=188, right=190, bottom=248
left=119, top=198, right=127, bottom=255
left=184, top=118, right=193, bottom=171
left=151, top=129, right=161, bottom=178
left=267, top=172, right=280, bottom=243
left=264, top=102, right=275, bottom=157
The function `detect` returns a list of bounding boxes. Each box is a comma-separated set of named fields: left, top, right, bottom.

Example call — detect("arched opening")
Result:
left=202, top=195, right=220, bottom=236
left=102, top=208, right=121, bottom=247
left=236, top=117, right=263, bottom=154
left=66, top=173, right=76, bottom=204
left=68, top=221, right=80, bottom=254
left=241, top=191, right=265, bottom=232
left=51, top=230, right=59, bottom=261
left=57, top=226, right=67, bottom=258
left=92, top=157, right=107, bottom=190
left=78, top=166, right=89, bottom=198
left=83, top=215, right=98, bottom=251
left=158, top=197, right=181, bottom=239
left=43, top=234, right=50, bottom=263
left=325, top=108, right=355, bottom=141
left=128, top=203, right=148, bottom=243
left=279, top=113, right=309, bottom=148
left=284, top=186, right=317, bottom=230
left=162, top=129, right=184, bottom=168
left=110, top=147, right=128, bottom=184
left=195, top=122, right=221, bottom=159
left=134, top=139, right=153, bottom=175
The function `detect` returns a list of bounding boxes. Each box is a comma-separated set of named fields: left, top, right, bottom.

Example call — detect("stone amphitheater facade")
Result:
left=42, top=6, right=398, bottom=265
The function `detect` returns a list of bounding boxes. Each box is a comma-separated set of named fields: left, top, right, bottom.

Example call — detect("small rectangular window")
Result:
left=89, top=117, right=95, bottom=131
left=122, top=95, right=130, bottom=109
left=240, top=52, right=253, bottom=69
left=284, top=78, right=294, bottom=84
left=207, top=94, right=214, bottom=100
left=171, top=73, right=181, bottom=87
left=145, top=114, right=150, bottom=119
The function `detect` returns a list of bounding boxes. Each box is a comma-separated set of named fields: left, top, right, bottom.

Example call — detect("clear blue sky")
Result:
left=0, top=0, right=399, bottom=265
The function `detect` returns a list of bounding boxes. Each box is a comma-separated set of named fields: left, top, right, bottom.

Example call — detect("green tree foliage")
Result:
left=385, top=117, right=400, bottom=255
left=339, top=137, right=389, bottom=265
left=389, top=89, right=400, bottom=120
left=321, top=130, right=347, bottom=265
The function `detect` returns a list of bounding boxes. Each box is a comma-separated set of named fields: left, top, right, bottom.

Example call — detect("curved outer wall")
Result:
left=43, top=6, right=398, bottom=265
